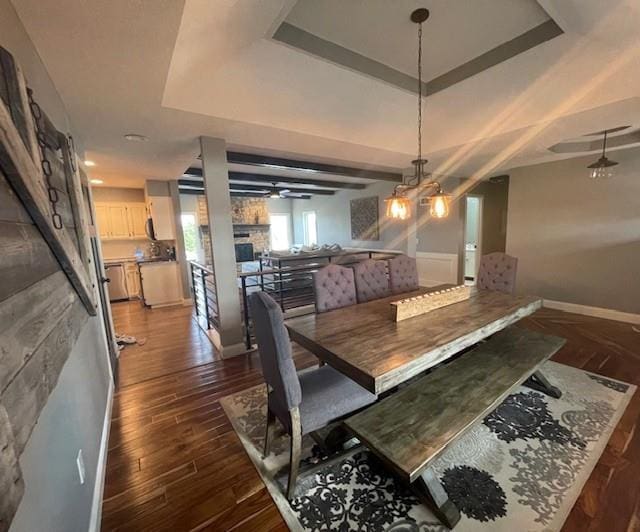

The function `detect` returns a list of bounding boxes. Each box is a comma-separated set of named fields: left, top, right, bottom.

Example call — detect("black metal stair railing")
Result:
left=190, top=261, right=219, bottom=331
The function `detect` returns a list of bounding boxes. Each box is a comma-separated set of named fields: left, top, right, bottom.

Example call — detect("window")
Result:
left=181, top=213, right=198, bottom=261
left=302, top=211, right=317, bottom=246
left=269, top=213, right=291, bottom=251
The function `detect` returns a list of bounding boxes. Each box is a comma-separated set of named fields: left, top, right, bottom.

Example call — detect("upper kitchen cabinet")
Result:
left=127, top=203, right=147, bottom=238
left=144, top=180, right=176, bottom=241
left=95, top=202, right=148, bottom=240
left=147, top=196, right=175, bottom=240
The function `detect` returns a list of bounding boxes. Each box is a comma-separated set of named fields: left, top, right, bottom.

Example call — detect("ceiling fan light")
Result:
left=270, top=192, right=280, bottom=199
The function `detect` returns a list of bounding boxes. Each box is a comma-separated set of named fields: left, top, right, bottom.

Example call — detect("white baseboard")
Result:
left=543, top=299, right=640, bottom=325
left=88, top=378, right=114, bottom=532
left=415, top=252, right=459, bottom=286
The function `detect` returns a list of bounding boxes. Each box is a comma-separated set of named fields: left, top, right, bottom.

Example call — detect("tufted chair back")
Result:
left=477, top=252, right=518, bottom=294
left=313, top=263, right=357, bottom=313
left=387, top=254, right=420, bottom=295
left=353, top=259, right=391, bottom=303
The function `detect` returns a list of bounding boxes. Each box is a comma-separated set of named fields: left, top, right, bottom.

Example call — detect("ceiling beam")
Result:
left=229, top=171, right=366, bottom=189
left=178, top=188, right=204, bottom=196
left=225, top=152, right=403, bottom=182
left=230, top=183, right=334, bottom=195
left=183, top=168, right=370, bottom=189
left=178, top=186, right=311, bottom=200
left=179, top=179, right=334, bottom=195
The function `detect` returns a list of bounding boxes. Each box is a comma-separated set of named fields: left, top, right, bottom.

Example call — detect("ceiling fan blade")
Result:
left=280, top=189, right=291, bottom=195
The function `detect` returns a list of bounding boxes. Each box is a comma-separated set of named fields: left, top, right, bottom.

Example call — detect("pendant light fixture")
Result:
left=385, top=8, right=450, bottom=220
left=587, top=129, right=618, bottom=179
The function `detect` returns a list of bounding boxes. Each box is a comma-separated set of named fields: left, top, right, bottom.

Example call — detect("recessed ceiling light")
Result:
left=90, top=179, right=104, bottom=185
left=84, top=160, right=96, bottom=167
left=124, top=133, right=149, bottom=142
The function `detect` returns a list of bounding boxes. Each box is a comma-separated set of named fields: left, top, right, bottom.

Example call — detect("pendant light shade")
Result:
left=588, top=130, right=618, bottom=179
left=430, top=192, right=450, bottom=219
left=385, top=193, right=411, bottom=220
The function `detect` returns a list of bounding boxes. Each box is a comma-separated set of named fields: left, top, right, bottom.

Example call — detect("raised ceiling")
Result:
left=9, top=0, right=640, bottom=189
left=276, top=0, right=561, bottom=95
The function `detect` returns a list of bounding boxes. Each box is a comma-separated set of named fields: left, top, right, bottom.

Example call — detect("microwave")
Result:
left=235, top=243, right=254, bottom=262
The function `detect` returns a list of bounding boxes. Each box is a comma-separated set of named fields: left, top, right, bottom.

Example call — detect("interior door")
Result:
left=108, top=204, right=130, bottom=238
left=128, top=203, right=147, bottom=238
left=91, top=237, right=119, bottom=386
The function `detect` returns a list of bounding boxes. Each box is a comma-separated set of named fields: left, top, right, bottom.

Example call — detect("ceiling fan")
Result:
left=265, top=182, right=307, bottom=198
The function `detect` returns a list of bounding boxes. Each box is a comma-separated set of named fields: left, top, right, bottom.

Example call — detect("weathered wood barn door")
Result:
left=0, top=46, right=104, bottom=530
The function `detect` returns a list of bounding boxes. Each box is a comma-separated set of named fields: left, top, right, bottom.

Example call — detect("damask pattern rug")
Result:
left=219, top=362, right=634, bottom=531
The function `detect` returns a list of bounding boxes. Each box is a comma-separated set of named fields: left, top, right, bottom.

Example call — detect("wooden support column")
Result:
left=200, top=136, right=245, bottom=357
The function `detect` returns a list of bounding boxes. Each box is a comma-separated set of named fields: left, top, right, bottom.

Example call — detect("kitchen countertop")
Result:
left=104, top=257, right=176, bottom=265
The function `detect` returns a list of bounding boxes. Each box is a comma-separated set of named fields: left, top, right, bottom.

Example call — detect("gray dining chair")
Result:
left=312, top=263, right=357, bottom=313
left=387, top=254, right=420, bottom=294
left=249, top=291, right=377, bottom=500
left=353, top=259, right=391, bottom=303
left=477, top=252, right=518, bottom=294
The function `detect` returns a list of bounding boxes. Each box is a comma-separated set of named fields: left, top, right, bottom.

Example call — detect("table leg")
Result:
left=524, top=370, right=562, bottom=399
left=413, top=468, right=461, bottom=529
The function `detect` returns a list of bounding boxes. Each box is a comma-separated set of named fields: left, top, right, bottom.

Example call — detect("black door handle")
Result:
left=101, top=277, right=111, bottom=284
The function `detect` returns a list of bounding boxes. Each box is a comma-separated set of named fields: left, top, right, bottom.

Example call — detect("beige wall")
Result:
left=92, top=186, right=145, bottom=203
left=291, top=180, right=409, bottom=251
left=506, top=148, right=640, bottom=314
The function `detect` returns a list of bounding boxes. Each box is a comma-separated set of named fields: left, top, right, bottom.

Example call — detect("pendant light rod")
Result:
left=601, top=130, right=608, bottom=158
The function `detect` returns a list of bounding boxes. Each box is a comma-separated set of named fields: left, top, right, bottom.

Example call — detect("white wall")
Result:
left=290, top=181, right=408, bottom=251
left=506, top=147, right=640, bottom=314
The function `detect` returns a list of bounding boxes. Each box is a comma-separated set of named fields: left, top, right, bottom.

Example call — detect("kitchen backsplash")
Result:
left=101, top=239, right=176, bottom=260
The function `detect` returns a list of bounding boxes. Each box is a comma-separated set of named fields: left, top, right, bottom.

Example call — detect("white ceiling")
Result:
left=10, top=0, right=640, bottom=189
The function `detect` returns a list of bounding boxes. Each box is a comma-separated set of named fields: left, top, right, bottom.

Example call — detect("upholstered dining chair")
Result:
left=387, top=254, right=420, bottom=294
left=353, top=259, right=391, bottom=303
left=477, top=252, right=518, bottom=294
left=312, top=263, right=357, bottom=313
left=249, top=292, right=377, bottom=499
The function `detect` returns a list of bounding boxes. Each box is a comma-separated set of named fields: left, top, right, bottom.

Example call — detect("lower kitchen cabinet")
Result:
left=139, top=261, right=182, bottom=307
left=125, top=263, right=141, bottom=299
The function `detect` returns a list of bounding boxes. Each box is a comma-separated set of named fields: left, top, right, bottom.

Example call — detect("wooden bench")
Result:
left=345, top=326, right=565, bottom=529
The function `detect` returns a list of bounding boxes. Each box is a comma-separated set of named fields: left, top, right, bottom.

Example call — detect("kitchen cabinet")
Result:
left=94, top=202, right=148, bottom=240
left=127, top=204, right=147, bottom=238
left=95, top=204, right=110, bottom=239
left=139, top=261, right=181, bottom=307
left=125, top=263, right=141, bottom=299
left=108, top=204, right=130, bottom=238
left=147, top=196, right=175, bottom=240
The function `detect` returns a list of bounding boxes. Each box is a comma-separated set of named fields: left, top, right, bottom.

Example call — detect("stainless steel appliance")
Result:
left=105, top=264, right=128, bottom=301
left=145, top=217, right=156, bottom=240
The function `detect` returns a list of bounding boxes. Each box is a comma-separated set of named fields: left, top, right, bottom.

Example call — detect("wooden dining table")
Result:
left=285, top=286, right=542, bottom=394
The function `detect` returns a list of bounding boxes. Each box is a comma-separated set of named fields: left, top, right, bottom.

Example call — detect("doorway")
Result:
left=464, top=196, right=483, bottom=284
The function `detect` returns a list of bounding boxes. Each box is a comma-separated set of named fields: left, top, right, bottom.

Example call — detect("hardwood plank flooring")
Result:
left=102, top=303, right=640, bottom=531
left=111, top=301, right=218, bottom=387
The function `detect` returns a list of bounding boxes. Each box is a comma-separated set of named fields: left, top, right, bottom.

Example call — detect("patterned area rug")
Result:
left=220, top=362, right=634, bottom=531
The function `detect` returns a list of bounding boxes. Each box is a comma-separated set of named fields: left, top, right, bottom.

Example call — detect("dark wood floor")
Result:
left=102, top=302, right=640, bottom=531
left=111, top=301, right=218, bottom=387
